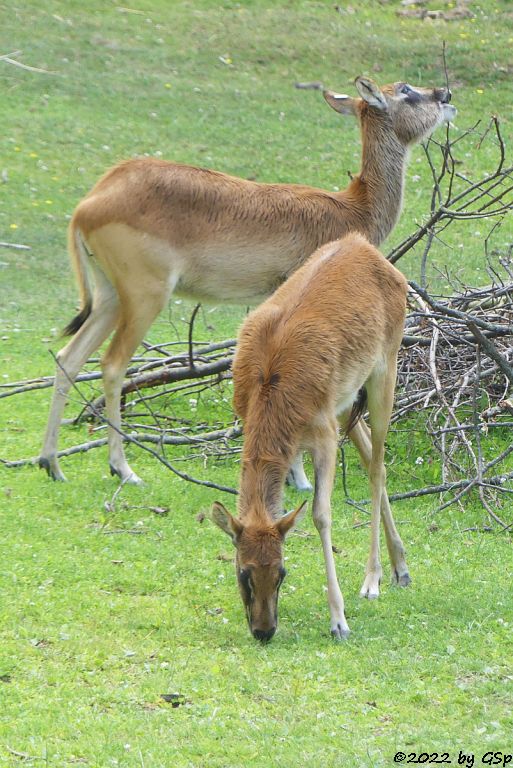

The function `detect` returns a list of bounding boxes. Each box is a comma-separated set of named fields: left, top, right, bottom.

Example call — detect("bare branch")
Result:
left=467, top=322, right=513, bottom=386
left=0, top=51, right=57, bottom=75
left=0, top=241, right=31, bottom=250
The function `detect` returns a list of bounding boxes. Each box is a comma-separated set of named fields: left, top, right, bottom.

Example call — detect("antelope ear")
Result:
left=354, top=76, right=387, bottom=110
left=323, top=90, right=357, bottom=116
left=210, top=501, right=244, bottom=544
left=275, top=501, right=308, bottom=539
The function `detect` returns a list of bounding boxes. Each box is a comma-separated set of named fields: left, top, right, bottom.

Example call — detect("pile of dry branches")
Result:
left=387, top=117, right=512, bottom=526
left=393, top=274, right=513, bottom=524
left=2, top=118, right=512, bottom=526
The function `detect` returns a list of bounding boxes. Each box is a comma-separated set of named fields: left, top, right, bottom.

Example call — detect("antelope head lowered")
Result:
left=211, top=499, right=306, bottom=642
left=39, top=76, right=455, bottom=485
left=211, top=233, right=410, bottom=641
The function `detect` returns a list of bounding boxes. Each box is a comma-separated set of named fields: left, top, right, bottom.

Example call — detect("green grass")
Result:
left=1, top=1, right=513, bottom=766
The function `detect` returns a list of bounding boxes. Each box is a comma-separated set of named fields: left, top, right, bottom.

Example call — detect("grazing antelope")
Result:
left=39, top=76, right=455, bottom=484
left=211, top=233, right=410, bottom=641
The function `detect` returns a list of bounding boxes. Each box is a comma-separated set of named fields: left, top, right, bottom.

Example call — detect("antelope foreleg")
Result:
left=311, top=424, right=350, bottom=640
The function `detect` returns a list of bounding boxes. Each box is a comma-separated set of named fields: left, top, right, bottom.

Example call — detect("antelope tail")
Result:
left=345, top=387, right=368, bottom=436
left=61, top=221, right=93, bottom=337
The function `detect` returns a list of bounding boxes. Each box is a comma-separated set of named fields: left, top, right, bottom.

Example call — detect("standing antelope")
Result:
left=211, top=233, right=410, bottom=641
left=39, top=76, right=455, bottom=484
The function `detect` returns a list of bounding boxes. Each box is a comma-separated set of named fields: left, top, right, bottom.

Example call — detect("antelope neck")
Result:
left=238, top=458, right=288, bottom=525
left=340, top=114, right=407, bottom=246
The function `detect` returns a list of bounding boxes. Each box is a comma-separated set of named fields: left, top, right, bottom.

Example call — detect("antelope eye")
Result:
left=239, top=568, right=252, bottom=591
left=278, top=566, right=287, bottom=586
left=400, top=83, right=412, bottom=95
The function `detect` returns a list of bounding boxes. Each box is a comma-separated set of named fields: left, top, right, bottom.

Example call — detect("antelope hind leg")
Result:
left=349, top=420, right=410, bottom=588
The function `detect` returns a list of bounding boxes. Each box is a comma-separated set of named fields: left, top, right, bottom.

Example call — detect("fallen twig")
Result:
left=0, top=50, right=57, bottom=75
left=0, top=241, right=31, bottom=250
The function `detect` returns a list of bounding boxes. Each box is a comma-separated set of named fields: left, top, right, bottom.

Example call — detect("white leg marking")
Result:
left=286, top=452, right=313, bottom=491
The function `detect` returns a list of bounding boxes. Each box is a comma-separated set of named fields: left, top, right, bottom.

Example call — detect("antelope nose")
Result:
left=253, top=627, right=276, bottom=643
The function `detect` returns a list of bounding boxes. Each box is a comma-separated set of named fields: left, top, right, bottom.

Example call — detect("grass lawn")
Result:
left=1, top=1, right=512, bottom=766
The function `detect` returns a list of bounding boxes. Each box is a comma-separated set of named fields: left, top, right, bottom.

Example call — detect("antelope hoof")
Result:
left=331, top=623, right=351, bottom=641
left=109, top=464, right=144, bottom=486
left=285, top=470, right=313, bottom=492
left=392, top=568, right=412, bottom=588
left=127, top=474, right=144, bottom=486
left=39, top=456, right=67, bottom=482
left=359, top=574, right=381, bottom=600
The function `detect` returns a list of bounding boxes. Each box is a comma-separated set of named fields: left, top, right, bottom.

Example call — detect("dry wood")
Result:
left=0, top=241, right=31, bottom=250
left=1, top=50, right=57, bottom=75
left=1, top=115, right=512, bottom=526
